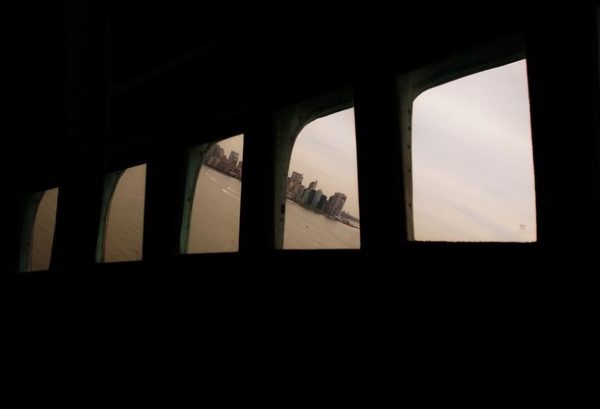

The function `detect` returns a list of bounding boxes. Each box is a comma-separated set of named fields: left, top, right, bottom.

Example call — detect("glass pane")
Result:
left=187, top=134, right=243, bottom=253
left=104, top=164, right=146, bottom=262
left=284, top=108, right=361, bottom=249
left=30, top=187, right=59, bottom=271
left=412, top=60, right=537, bottom=242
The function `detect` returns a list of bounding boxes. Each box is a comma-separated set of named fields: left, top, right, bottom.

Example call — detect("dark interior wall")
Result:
left=7, top=1, right=599, bottom=374
left=11, top=2, right=67, bottom=189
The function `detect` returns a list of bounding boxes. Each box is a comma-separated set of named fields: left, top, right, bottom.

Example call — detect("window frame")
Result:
left=180, top=136, right=244, bottom=255
left=178, top=120, right=246, bottom=255
left=396, top=35, right=531, bottom=242
left=96, top=162, right=148, bottom=263
left=272, top=86, right=355, bottom=249
left=18, top=186, right=60, bottom=272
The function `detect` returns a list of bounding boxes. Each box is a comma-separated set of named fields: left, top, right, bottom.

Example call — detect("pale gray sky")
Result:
left=216, top=134, right=244, bottom=162
left=412, top=59, right=536, bottom=241
left=215, top=123, right=361, bottom=217
left=289, top=108, right=361, bottom=217
left=216, top=61, right=537, bottom=243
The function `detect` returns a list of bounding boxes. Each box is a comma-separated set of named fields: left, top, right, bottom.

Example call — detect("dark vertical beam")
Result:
left=525, top=5, right=600, bottom=250
left=597, top=4, right=600, bottom=207
left=353, top=78, right=409, bottom=252
left=144, top=143, right=187, bottom=266
left=239, top=113, right=276, bottom=253
left=42, top=0, right=110, bottom=347
left=597, top=5, right=600, bottom=204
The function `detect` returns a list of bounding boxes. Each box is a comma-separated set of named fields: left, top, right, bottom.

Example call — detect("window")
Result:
left=102, top=164, right=146, bottom=262
left=182, top=134, right=243, bottom=253
left=411, top=60, right=537, bottom=242
left=283, top=108, right=361, bottom=249
left=22, top=187, right=59, bottom=271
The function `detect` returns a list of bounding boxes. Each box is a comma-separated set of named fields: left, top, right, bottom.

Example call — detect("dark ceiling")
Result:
left=16, top=0, right=540, bottom=186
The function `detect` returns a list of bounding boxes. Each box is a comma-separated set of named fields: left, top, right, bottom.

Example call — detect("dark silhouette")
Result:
left=7, top=2, right=599, bottom=386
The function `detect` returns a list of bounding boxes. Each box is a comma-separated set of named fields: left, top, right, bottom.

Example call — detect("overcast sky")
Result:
left=289, top=108, right=361, bottom=217
left=216, top=113, right=361, bottom=216
left=216, top=60, right=536, bottom=242
left=217, top=134, right=244, bottom=162
left=412, top=59, right=536, bottom=241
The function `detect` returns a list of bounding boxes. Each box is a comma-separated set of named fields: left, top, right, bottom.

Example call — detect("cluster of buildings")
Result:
left=201, top=148, right=355, bottom=223
left=203, top=143, right=242, bottom=180
left=286, top=171, right=349, bottom=219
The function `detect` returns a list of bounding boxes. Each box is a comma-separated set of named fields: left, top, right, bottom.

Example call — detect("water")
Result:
left=30, top=187, right=58, bottom=271
left=104, top=164, right=146, bottom=262
left=30, top=164, right=361, bottom=267
left=188, top=166, right=241, bottom=253
left=283, top=200, right=359, bottom=249
left=188, top=166, right=359, bottom=251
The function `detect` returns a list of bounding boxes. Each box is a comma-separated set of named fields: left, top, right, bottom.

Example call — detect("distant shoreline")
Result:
left=286, top=199, right=360, bottom=229
left=204, top=164, right=242, bottom=181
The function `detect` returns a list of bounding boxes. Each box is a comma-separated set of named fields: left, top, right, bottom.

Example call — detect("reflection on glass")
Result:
left=284, top=108, right=361, bottom=249
left=104, top=164, right=146, bottom=262
left=30, top=187, right=59, bottom=271
left=412, top=60, right=537, bottom=242
left=187, top=134, right=243, bottom=253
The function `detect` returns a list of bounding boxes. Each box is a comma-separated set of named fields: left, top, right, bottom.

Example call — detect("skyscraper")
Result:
left=311, top=190, right=323, bottom=209
left=305, top=189, right=317, bottom=207
left=326, top=192, right=347, bottom=217
left=228, top=151, right=239, bottom=171
left=295, top=185, right=306, bottom=202
left=204, top=143, right=222, bottom=165
left=316, top=194, right=328, bottom=211
left=290, top=171, right=303, bottom=188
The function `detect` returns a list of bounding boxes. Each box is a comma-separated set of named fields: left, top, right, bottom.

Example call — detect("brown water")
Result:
left=104, top=164, right=146, bottom=262
left=188, top=166, right=241, bottom=253
left=283, top=200, right=360, bottom=249
left=187, top=166, right=360, bottom=252
left=29, top=164, right=360, bottom=267
left=30, top=188, right=58, bottom=271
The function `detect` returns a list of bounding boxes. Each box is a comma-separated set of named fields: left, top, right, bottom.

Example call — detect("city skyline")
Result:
left=207, top=63, right=537, bottom=243
left=203, top=139, right=243, bottom=180
left=215, top=134, right=244, bottom=162
left=285, top=169, right=355, bottom=223
left=201, top=139, right=358, bottom=223
left=204, top=120, right=362, bottom=217
left=288, top=108, right=361, bottom=216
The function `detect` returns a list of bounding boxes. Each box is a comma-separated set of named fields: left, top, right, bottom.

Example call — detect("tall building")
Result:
left=311, top=190, right=323, bottom=209
left=294, top=185, right=306, bottom=202
left=290, top=171, right=303, bottom=188
left=316, top=194, right=328, bottom=211
left=207, top=156, right=218, bottom=167
left=237, top=161, right=243, bottom=178
left=300, top=188, right=311, bottom=204
left=228, top=151, right=239, bottom=171
left=326, top=192, right=347, bottom=217
left=308, top=180, right=318, bottom=191
left=204, top=143, right=222, bottom=165
left=305, top=189, right=317, bottom=207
